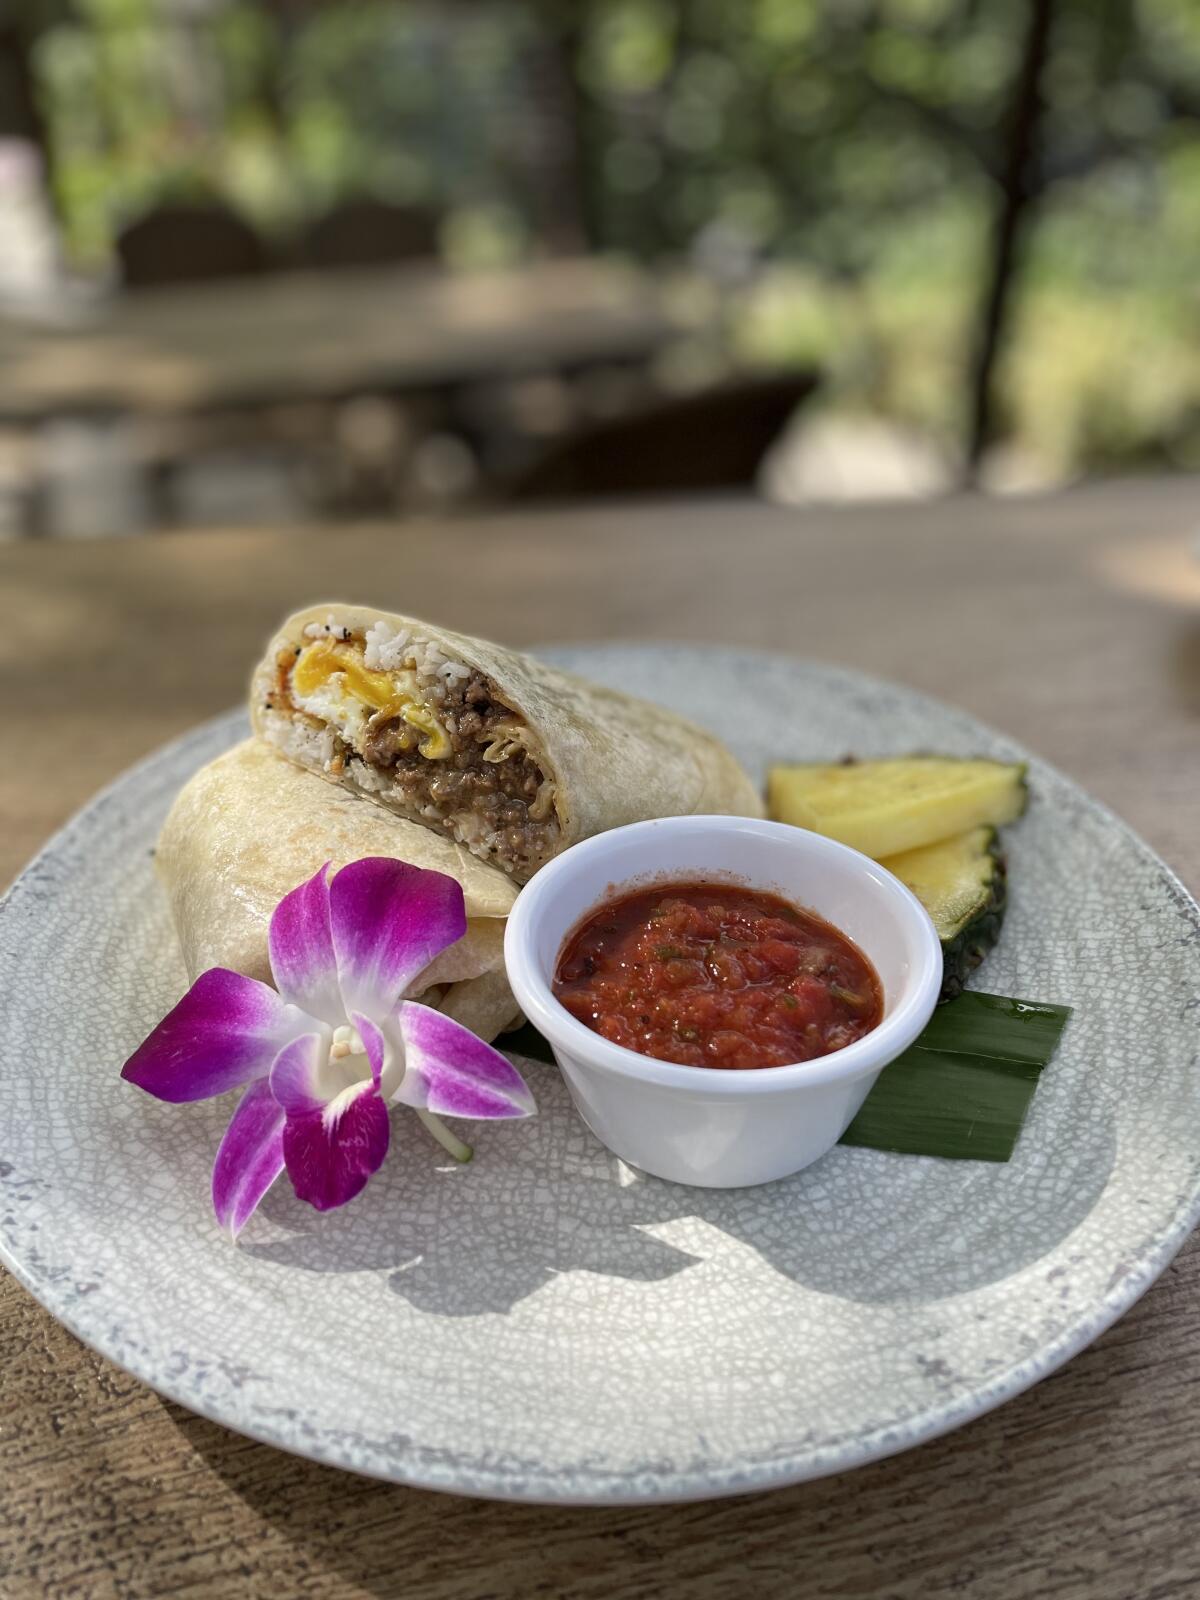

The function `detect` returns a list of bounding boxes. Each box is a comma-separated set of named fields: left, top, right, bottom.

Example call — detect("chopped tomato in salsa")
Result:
left=553, top=880, right=883, bottom=1070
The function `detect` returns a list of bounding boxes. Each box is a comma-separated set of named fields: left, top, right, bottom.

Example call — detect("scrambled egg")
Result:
left=291, top=640, right=452, bottom=759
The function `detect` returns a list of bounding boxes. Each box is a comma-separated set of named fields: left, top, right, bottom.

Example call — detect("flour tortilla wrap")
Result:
left=251, top=605, right=763, bottom=883
left=155, top=739, right=521, bottom=1043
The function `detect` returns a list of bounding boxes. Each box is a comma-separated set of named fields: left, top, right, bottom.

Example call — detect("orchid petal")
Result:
left=121, top=969, right=310, bottom=1103
left=268, top=862, right=343, bottom=1025
left=330, top=858, right=466, bottom=1023
left=269, top=1029, right=342, bottom=1116
left=211, top=1079, right=286, bottom=1238
left=350, top=1012, right=388, bottom=1089
left=390, top=1001, right=536, bottom=1120
left=281, top=1082, right=391, bottom=1212
left=270, top=1027, right=391, bottom=1211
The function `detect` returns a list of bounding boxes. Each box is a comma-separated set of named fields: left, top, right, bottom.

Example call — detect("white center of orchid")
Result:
left=329, top=1024, right=365, bottom=1062
left=316, top=1022, right=374, bottom=1102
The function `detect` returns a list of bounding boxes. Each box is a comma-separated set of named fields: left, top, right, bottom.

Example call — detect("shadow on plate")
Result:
left=242, top=1063, right=1117, bottom=1314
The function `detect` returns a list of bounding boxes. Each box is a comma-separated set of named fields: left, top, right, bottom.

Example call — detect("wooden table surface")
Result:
left=2, top=479, right=1199, bottom=1599
left=0, top=258, right=673, bottom=420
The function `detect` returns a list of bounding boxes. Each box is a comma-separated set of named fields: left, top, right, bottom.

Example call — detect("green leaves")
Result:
left=839, top=1049, right=1043, bottom=1161
left=841, top=992, right=1071, bottom=1161
left=910, top=991, right=1072, bottom=1066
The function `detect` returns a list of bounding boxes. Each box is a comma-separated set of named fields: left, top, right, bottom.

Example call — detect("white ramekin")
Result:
left=504, top=815, right=942, bottom=1188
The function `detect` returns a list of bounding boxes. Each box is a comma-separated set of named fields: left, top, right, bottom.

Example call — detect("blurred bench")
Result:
left=503, top=370, right=819, bottom=501
left=116, top=203, right=269, bottom=289
left=299, top=200, right=442, bottom=271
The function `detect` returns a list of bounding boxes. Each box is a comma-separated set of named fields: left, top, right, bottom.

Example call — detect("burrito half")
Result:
left=251, top=606, right=763, bottom=883
left=156, top=739, right=522, bottom=1043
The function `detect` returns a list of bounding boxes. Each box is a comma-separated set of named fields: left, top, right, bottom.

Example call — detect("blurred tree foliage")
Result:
left=19, top=0, right=1200, bottom=475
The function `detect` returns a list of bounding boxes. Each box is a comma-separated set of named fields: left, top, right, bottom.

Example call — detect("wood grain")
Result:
left=2, top=478, right=1199, bottom=1599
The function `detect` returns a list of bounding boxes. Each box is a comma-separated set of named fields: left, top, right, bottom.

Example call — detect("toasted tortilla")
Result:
left=155, top=739, right=521, bottom=1042
left=251, top=605, right=764, bottom=882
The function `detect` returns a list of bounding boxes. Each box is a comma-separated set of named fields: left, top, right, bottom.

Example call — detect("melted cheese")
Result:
left=291, top=640, right=452, bottom=760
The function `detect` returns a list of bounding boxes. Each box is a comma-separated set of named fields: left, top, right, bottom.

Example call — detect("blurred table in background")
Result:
left=2, top=476, right=1199, bottom=1598
left=0, top=259, right=673, bottom=418
left=0, top=258, right=678, bottom=534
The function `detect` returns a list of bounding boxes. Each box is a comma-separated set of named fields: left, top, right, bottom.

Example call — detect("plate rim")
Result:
left=3, top=646, right=1199, bottom=1504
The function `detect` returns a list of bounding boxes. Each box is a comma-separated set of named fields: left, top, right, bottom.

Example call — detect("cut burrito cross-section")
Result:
left=251, top=606, right=763, bottom=884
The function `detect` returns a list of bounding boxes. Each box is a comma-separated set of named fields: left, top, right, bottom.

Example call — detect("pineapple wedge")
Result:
left=880, top=826, right=1007, bottom=1001
left=767, top=756, right=1027, bottom=860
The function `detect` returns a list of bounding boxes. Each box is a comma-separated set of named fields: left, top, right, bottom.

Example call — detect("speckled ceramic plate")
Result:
left=3, top=647, right=1199, bottom=1504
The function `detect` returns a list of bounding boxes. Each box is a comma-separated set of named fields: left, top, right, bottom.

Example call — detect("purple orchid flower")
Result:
left=122, top=858, right=534, bottom=1237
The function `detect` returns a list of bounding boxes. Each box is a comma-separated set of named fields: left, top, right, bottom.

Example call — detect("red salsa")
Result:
left=553, top=880, right=883, bottom=1070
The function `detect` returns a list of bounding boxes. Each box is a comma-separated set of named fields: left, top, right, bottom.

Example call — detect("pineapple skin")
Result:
left=936, top=834, right=1008, bottom=1002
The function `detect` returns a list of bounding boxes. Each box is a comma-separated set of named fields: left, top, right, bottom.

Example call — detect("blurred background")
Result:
left=0, top=0, right=1197, bottom=537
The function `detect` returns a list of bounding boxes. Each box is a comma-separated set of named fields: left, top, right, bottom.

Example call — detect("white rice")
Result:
left=362, top=621, right=410, bottom=671
left=263, top=711, right=335, bottom=769
left=346, top=756, right=389, bottom=795
left=303, top=616, right=354, bottom=643
left=362, top=620, right=472, bottom=692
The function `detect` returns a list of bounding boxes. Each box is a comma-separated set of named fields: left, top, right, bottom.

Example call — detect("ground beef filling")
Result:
left=291, top=658, right=558, bottom=872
